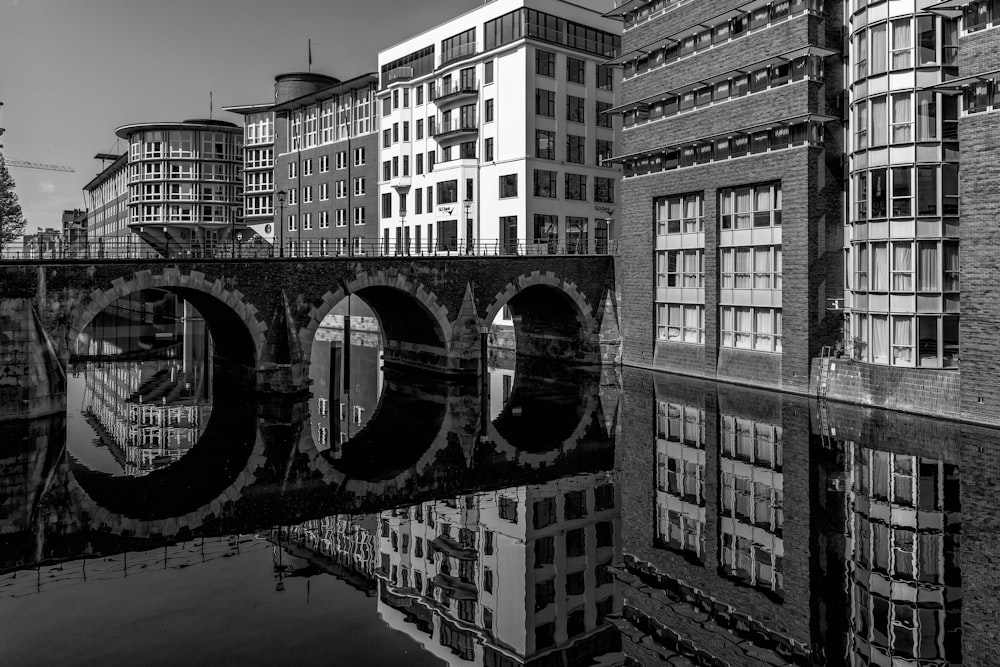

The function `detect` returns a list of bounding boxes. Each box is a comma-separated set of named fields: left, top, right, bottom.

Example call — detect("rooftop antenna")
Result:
left=210, top=91, right=213, bottom=119
left=308, top=38, right=312, bottom=72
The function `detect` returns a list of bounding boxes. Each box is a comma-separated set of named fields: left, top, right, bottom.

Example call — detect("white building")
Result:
left=375, top=473, right=620, bottom=664
left=376, top=0, right=621, bottom=257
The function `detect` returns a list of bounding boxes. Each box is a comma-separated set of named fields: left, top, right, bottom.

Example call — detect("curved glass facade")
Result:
left=122, top=122, right=244, bottom=251
left=845, top=3, right=961, bottom=368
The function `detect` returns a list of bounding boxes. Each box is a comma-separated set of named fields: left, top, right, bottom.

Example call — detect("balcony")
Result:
left=431, top=80, right=479, bottom=106
left=430, top=117, right=478, bottom=142
left=384, top=66, right=414, bottom=85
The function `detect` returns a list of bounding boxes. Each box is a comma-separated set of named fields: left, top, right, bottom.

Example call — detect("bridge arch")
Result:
left=67, top=268, right=264, bottom=376
left=484, top=270, right=600, bottom=364
left=300, top=268, right=456, bottom=374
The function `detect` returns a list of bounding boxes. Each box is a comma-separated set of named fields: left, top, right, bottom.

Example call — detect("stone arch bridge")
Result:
left=0, top=256, right=619, bottom=420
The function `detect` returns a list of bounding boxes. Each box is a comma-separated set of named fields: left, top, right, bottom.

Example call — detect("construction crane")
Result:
left=5, top=159, right=75, bottom=173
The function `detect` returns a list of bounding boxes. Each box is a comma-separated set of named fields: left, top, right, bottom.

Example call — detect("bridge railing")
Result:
left=0, top=238, right=619, bottom=262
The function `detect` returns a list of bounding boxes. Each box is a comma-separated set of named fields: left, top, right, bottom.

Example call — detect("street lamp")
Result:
left=463, top=199, right=473, bottom=254
left=163, top=226, right=169, bottom=259
left=277, top=190, right=287, bottom=258
left=237, top=232, right=243, bottom=258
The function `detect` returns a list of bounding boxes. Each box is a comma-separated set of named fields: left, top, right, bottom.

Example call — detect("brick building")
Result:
left=607, top=0, right=844, bottom=394
left=226, top=72, right=380, bottom=257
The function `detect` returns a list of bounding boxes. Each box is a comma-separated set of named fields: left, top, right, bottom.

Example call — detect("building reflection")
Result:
left=71, top=295, right=213, bottom=476
left=615, top=370, right=846, bottom=665
left=374, top=473, right=621, bottom=666
left=843, top=439, right=962, bottom=665
left=309, top=297, right=383, bottom=456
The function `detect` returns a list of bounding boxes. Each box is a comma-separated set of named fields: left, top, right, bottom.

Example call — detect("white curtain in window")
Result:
left=722, top=307, right=734, bottom=346
left=872, top=315, right=889, bottom=363
left=774, top=310, right=782, bottom=352
left=684, top=250, right=700, bottom=286
left=892, top=316, right=913, bottom=364
left=755, top=309, right=773, bottom=351
left=873, top=243, right=889, bottom=291
left=893, top=94, right=912, bottom=142
left=735, top=247, right=752, bottom=288
left=684, top=306, right=700, bottom=343
left=721, top=248, right=734, bottom=288
left=736, top=307, right=752, bottom=348
left=667, top=304, right=681, bottom=340
left=736, top=188, right=752, bottom=228
left=892, top=242, right=912, bottom=290
left=754, top=247, right=772, bottom=288
left=754, top=185, right=771, bottom=212
left=774, top=248, right=783, bottom=290
left=871, top=96, right=888, bottom=145
left=892, top=20, right=912, bottom=69
left=871, top=24, right=888, bottom=74
left=918, top=242, right=938, bottom=291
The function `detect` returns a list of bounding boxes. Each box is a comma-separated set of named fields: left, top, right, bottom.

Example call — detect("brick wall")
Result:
left=817, top=357, right=961, bottom=420
left=617, top=7, right=843, bottom=394
left=957, top=36, right=1000, bottom=424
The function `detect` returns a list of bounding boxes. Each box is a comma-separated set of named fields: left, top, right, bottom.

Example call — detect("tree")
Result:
left=0, top=156, right=27, bottom=254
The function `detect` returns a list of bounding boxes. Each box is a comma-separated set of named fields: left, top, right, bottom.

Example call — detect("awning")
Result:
left=606, top=45, right=839, bottom=114
left=608, top=112, right=838, bottom=163
left=927, top=68, right=1000, bottom=92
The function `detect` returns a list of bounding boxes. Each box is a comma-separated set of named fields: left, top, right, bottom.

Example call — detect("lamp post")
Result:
left=237, top=232, right=243, bottom=258
left=163, top=226, right=169, bottom=259
left=277, top=190, right=286, bottom=258
left=463, top=199, right=473, bottom=254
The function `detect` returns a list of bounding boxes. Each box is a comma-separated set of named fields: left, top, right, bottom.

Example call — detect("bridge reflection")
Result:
left=2, top=366, right=998, bottom=666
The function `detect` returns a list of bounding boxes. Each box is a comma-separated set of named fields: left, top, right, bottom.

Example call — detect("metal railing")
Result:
left=0, top=239, right=618, bottom=262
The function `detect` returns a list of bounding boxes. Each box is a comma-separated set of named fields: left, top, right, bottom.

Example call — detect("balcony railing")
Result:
left=384, top=66, right=414, bottom=84
left=0, top=238, right=619, bottom=261
left=430, top=117, right=478, bottom=140
left=431, top=80, right=479, bottom=103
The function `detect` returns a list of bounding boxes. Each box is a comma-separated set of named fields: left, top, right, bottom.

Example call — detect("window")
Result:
left=302, top=158, right=313, bottom=176
left=354, top=177, right=366, bottom=196
left=891, top=18, right=912, bottom=70
left=536, top=89, right=555, bottom=117
left=336, top=152, right=347, bottom=169
left=442, top=27, right=476, bottom=65
left=534, top=536, right=554, bottom=567
left=534, top=214, right=558, bottom=250
left=536, top=48, right=555, bottom=77
left=567, top=56, right=585, bottom=84
left=720, top=183, right=781, bottom=229
left=565, top=173, right=586, bottom=200
left=354, top=207, right=365, bottom=225
left=892, top=93, right=912, bottom=143
left=302, top=186, right=313, bottom=203
left=534, top=169, right=556, bottom=197
left=381, top=193, right=392, bottom=219
left=721, top=306, right=782, bottom=352
left=354, top=147, right=366, bottom=166
left=721, top=246, right=781, bottom=289
left=659, top=249, right=705, bottom=288
left=485, top=138, right=494, bottom=162
left=336, top=209, right=347, bottom=226
left=597, top=64, right=613, bottom=90
left=319, top=155, right=329, bottom=172
left=499, top=174, right=518, bottom=198
left=536, top=130, right=555, bottom=159
left=288, top=162, right=297, bottom=179
left=595, top=177, right=615, bottom=203
left=567, top=95, right=585, bottom=123
left=567, top=135, right=585, bottom=163
left=596, top=100, right=612, bottom=128
left=336, top=180, right=347, bottom=199
left=499, top=496, right=518, bottom=522
left=437, top=179, right=458, bottom=204
left=566, top=528, right=585, bottom=557
left=485, top=99, right=494, bottom=122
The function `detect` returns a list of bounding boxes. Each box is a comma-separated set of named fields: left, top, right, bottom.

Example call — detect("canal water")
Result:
left=0, top=294, right=995, bottom=666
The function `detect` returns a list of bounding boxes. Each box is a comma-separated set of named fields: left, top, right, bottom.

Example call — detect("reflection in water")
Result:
left=68, top=292, right=213, bottom=477
left=1, top=323, right=995, bottom=665
left=846, top=442, right=962, bottom=665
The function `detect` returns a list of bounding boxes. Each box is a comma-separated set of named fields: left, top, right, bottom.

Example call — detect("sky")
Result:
left=0, top=0, right=482, bottom=234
